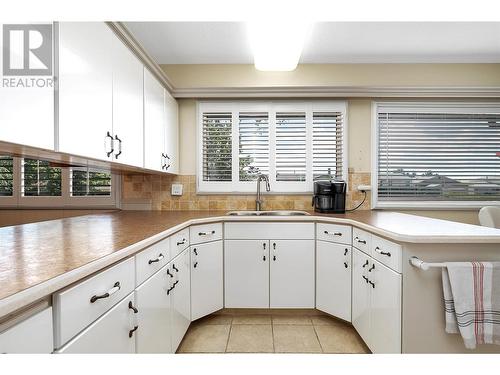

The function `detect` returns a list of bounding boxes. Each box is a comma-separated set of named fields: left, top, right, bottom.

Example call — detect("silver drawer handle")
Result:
left=176, top=239, right=186, bottom=246
left=324, top=230, right=342, bottom=236
left=148, top=253, right=164, bottom=265
left=199, top=230, right=216, bottom=236
left=90, top=281, right=121, bottom=303
left=374, top=246, right=391, bottom=257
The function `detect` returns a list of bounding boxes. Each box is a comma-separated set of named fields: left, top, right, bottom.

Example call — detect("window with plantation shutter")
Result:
left=0, top=156, right=14, bottom=196
left=202, top=112, right=232, bottom=182
left=313, top=112, right=344, bottom=180
left=374, top=102, right=500, bottom=208
left=239, top=112, right=269, bottom=181
left=198, top=101, right=347, bottom=193
left=22, top=158, right=62, bottom=197
left=71, top=167, right=112, bottom=196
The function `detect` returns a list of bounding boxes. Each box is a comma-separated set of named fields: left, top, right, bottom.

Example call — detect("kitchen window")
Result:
left=372, top=102, right=500, bottom=209
left=0, top=156, right=118, bottom=208
left=198, top=101, right=347, bottom=193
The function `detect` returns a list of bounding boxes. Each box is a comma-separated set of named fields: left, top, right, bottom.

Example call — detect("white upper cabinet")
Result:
left=58, top=22, right=113, bottom=161
left=0, top=23, right=55, bottom=150
left=111, top=35, right=144, bottom=168
left=144, top=68, right=165, bottom=172
left=164, top=89, right=179, bottom=174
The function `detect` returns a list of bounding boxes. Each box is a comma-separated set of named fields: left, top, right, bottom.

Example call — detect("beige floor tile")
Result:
left=314, top=324, right=370, bottom=354
left=177, top=324, right=230, bottom=353
left=193, top=314, right=233, bottom=325
left=273, top=325, right=322, bottom=353
left=226, top=325, right=274, bottom=353
left=272, top=315, right=312, bottom=325
left=232, top=315, right=272, bottom=325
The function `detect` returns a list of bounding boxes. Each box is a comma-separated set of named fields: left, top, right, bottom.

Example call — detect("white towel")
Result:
left=442, top=262, right=500, bottom=349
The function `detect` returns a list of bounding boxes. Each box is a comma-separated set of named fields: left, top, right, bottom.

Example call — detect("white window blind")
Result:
left=312, top=112, right=344, bottom=180
left=198, top=101, right=347, bottom=193
left=276, top=112, right=306, bottom=182
left=202, top=112, right=232, bottom=182
left=0, top=156, right=14, bottom=196
left=375, top=103, right=500, bottom=206
left=71, top=167, right=112, bottom=196
left=239, top=112, right=269, bottom=181
left=22, top=158, right=62, bottom=197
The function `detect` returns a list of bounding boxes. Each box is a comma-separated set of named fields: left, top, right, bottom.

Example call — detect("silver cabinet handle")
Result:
left=355, top=237, right=366, bottom=244
left=114, top=134, right=122, bottom=159
left=105, top=131, right=114, bottom=157
left=198, top=230, right=215, bottom=236
left=324, top=230, right=342, bottom=236
left=272, top=242, right=277, bottom=261
left=162, top=153, right=171, bottom=170
left=90, top=281, right=120, bottom=303
left=148, top=253, right=164, bottom=265
left=374, top=246, right=391, bottom=257
left=177, top=238, right=187, bottom=246
left=262, top=242, right=267, bottom=261
left=128, top=301, right=139, bottom=338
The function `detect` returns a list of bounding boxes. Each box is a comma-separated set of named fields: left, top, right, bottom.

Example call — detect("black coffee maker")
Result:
left=312, top=180, right=347, bottom=213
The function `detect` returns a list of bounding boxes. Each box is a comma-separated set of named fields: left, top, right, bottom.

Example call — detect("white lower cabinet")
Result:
left=170, top=248, right=191, bottom=351
left=190, top=241, right=224, bottom=321
left=352, top=247, right=402, bottom=353
left=135, top=265, right=173, bottom=353
left=316, top=241, right=352, bottom=321
left=270, top=240, right=315, bottom=308
left=58, top=293, right=137, bottom=353
left=0, top=307, right=54, bottom=353
left=224, top=240, right=270, bottom=308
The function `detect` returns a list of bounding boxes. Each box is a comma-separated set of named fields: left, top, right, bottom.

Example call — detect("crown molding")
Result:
left=106, top=22, right=175, bottom=93
left=171, top=85, right=500, bottom=98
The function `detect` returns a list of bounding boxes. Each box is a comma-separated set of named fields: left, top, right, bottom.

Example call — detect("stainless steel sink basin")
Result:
left=226, top=210, right=310, bottom=216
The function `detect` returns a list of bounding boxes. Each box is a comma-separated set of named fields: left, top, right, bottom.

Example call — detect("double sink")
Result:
left=226, top=210, right=310, bottom=216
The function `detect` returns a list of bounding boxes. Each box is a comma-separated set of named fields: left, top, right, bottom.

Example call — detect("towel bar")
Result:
left=409, top=256, right=446, bottom=271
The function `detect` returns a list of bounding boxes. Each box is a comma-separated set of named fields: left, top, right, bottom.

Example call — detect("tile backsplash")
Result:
left=121, top=172, right=371, bottom=211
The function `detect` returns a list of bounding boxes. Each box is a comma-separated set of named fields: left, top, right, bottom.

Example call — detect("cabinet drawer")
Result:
left=58, top=293, right=137, bottom=354
left=352, top=227, right=371, bottom=254
left=135, top=237, right=170, bottom=286
left=170, top=228, right=190, bottom=258
left=190, top=223, right=223, bottom=245
left=371, top=235, right=402, bottom=273
left=316, top=223, right=352, bottom=244
left=0, top=307, right=54, bottom=353
left=53, top=257, right=135, bottom=348
left=224, top=222, right=314, bottom=240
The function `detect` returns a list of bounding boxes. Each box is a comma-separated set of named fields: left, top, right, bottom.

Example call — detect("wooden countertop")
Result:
left=2, top=209, right=500, bottom=317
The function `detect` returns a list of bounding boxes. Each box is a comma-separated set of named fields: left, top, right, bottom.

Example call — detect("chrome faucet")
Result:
left=256, top=174, right=271, bottom=211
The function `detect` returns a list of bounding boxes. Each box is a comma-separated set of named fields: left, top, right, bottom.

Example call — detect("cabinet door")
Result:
left=224, top=240, right=269, bottom=308
left=0, top=23, right=54, bottom=150
left=58, top=293, right=137, bottom=353
left=171, top=248, right=191, bottom=352
left=135, top=266, right=173, bottom=353
left=144, top=68, right=165, bottom=172
left=58, top=22, right=113, bottom=160
left=369, top=259, right=402, bottom=354
left=316, top=241, right=352, bottom=321
left=163, top=89, right=179, bottom=174
left=270, top=240, right=315, bottom=308
left=352, top=248, right=371, bottom=348
left=191, top=241, right=223, bottom=320
left=111, top=36, right=144, bottom=167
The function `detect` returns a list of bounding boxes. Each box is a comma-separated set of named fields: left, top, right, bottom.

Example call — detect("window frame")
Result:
left=0, top=157, right=119, bottom=208
left=197, top=100, right=348, bottom=194
left=371, top=101, right=500, bottom=209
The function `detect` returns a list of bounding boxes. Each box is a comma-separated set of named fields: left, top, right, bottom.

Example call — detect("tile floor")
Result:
left=177, top=310, right=370, bottom=354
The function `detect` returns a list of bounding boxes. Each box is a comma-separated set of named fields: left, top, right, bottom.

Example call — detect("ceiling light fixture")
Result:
left=247, top=21, right=310, bottom=72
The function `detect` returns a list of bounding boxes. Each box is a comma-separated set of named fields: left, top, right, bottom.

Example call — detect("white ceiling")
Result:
left=124, top=22, right=500, bottom=64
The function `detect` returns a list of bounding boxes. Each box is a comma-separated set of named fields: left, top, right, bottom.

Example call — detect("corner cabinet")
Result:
left=190, top=241, right=224, bottom=320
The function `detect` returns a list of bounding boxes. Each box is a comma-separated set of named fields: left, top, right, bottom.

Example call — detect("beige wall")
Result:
left=154, top=63, right=499, bottom=223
